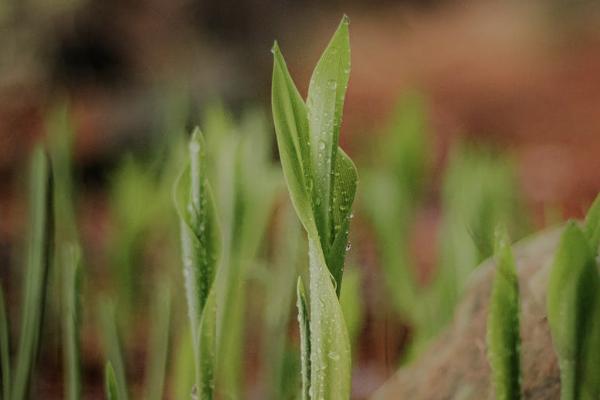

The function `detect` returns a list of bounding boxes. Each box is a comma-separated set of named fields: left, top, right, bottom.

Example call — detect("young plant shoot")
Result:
left=272, top=16, right=357, bottom=400
left=547, top=195, right=600, bottom=400
left=486, top=228, right=521, bottom=400
left=174, top=129, right=221, bottom=399
left=11, top=146, right=53, bottom=400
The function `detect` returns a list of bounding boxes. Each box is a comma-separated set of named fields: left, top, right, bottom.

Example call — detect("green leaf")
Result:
left=271, top=42, right=314, bottom=236
left=326, top=148, right=357, bottom=295
left=306, top=15, right=350, bottom=250
left=215, top=114, right=280, bottom=398
left=583, top=194, right=600, bottom=251
left=0, top=285, right=10, bottom=400
left=62, top=244, right=82, bottom=400
left=547, top=222, right=598, bottom=400
left=296, top=278, right=311, bottom=400
left=173, top=129, right=221, bottom=399
left=12, top=146, right=52, bottom=400
left=172, top=330, right=195, bottom=400
left=195, top=288, right=217, bottom=400
left=174, top=129, right=221, bottom=337
left=272, top=16, right=355, bottom=400
left=486, top=228, right=521, bottom=400
left=105, top=362, right=120, bottom=400
left=99, top=300, right=129, bottom=400
left=308, top=240, right=351, bottom=400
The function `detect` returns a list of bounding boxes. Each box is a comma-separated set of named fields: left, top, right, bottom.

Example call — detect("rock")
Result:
left=372, top=228, right=563, bottom=399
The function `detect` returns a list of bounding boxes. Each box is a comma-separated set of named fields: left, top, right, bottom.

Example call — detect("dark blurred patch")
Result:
left=50, top=5, right=130, bottom=89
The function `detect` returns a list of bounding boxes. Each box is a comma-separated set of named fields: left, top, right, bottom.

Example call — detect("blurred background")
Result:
left=2, top=0, right=600, bottom=398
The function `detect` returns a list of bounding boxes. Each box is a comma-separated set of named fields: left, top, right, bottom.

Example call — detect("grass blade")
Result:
left=486, top=228, right=521, bottom=400
left=99, top=300, right=128, bottom=400
left=144, top=282, right=171, bottom=400
left=0, top=286, right=10, bottom=400
left=11, top=146, right=52, bottom=400
left=296, top=278, right=310, bottom=400
left=174, top=129, right=221, bottom=398
left=62, top=244, right=82, bottom=400
left=583, top=193, right=600, bottom=250
left=546, top=222, right=598, bottom=400
left=326, top=148, right=357, bottom=294
left=105, top=362, right=120, bottom=400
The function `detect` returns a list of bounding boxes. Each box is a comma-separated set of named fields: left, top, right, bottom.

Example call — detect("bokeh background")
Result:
left=2, top=0, right=600, bottom=398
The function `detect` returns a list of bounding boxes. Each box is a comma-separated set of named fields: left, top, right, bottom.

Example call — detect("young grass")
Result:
left=104, top=362, right=120, bottom=400
left=99, top=300, right=128, bottom=400
left=0, top=286, right=10, bottom=400
left=486, top=228, right=521, bottom=400
left=174, top=129, right=221, bottom=399
left=11, top=146, right=53, bottom=400
left=272, top=15, right=356, bottom=399
left=547, top=196, right=600, bottom=399
left=61, top=243, right=82, bottom=400
left=211, top=110, right=280, bottom=398
left=360, top=93, right=428, bottom=323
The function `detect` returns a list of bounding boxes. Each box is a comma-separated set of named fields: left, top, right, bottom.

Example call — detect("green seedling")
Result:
left=210, top=109, right=280, bottom=398
left=486, top=228, right=521, bottom=400
left=174, top=130, right=221, bottom=399
left=0, top=286, right=10, bottom=400
left=547, top=195, right=600, bottom=400
left=62, top=243, right=82, bottom=400
left=99, top=300, right=128, bottom=400
left=104, top=362, right=121, bottom=400
left=11, top=146, right=53, bottom=400
left=272, top=15, right=357, bottom=399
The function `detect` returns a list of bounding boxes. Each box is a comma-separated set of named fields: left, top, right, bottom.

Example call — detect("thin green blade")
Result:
left=12, top=146, right=53, bottom=400
left=62, top=243, right=82, bottom=400
left=195, top=288, right=217, bottom=400
left=174, top=129, right=221, bottom=399
left=326, top=148, right=357, bottom=295
left=547, top=222, right=598, bottom=400
left=99, top=300, right=128, bottom=400
left=105, top=362, right=120, bottom=400
left=173, top=129, right=221, bottom=337
left=0, top=285, right=10, bottom=400
left=296, top=278, right=311, bottom=400
left=583, top=194, right=600, bottom=251
left=486, top=228, right=521, bottom=400
left=271, top=43, right=314, bottom=235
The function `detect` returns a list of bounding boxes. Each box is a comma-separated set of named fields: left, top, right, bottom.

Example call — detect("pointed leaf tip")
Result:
left=271, top=41, right=280, bottom=55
